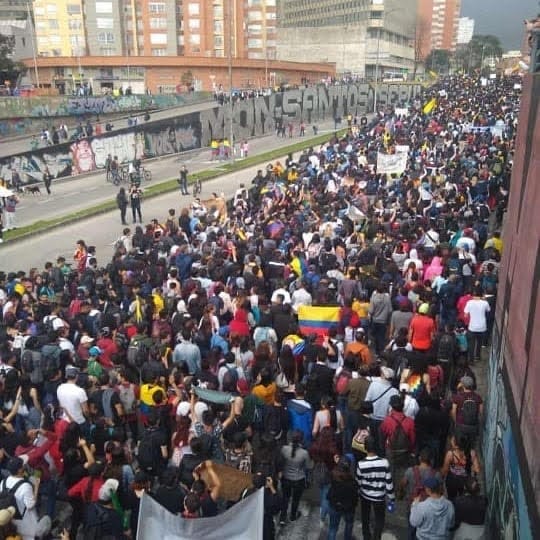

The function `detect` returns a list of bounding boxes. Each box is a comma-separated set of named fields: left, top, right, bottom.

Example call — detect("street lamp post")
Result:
left=227, top=0, right=235, bottom=162
left=373, top=26, right=382, bottom=113
left=26, top=1, right=40, bottom=88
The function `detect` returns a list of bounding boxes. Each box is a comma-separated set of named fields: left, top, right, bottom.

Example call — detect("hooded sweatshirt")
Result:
left=410, top=496, right=455, bottom=540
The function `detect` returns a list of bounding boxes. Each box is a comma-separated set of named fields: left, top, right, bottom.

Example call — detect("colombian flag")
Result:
left=297, top=305, right=340, bottom=338
left=423, top=98, right=437, bottom=115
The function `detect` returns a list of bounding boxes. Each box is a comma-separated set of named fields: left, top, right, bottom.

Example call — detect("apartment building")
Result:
left=418, top=0, right=461, bottom=58
left=456, top=16, right=474, bottom=45
left=276, top=0, right=416, bottom=78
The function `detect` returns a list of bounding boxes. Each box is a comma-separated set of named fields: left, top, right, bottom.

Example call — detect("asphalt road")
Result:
left=0, top=99, right=217, bottom=158
left=0, top=120, right=341, bottom=272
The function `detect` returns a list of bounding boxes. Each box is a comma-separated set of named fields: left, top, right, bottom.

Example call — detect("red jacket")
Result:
left=15, top=431, right=56, bottom=481
left=380, top=411, right=416, bottom=452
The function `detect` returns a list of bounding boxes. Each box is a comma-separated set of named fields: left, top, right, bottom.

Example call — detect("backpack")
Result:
left=118, top=383, right=137, bottom=416
left=455, top=331, right=468, bottom=353
left=82, top=503, right=118, bottom=540
left=388, top=416, right=410, bottom=464
left=312, top=461, right=330, bottom=487
left=127, top=337, right=150, bottom=369
left=222, top=365, right=239, bottom=393
left=21, top=349, right=44, bottom=385
left=263, top=405, right=283, bottom=439
left=41, top=344, right=61, bottom=379
left=335, top=369, right=352, bottom=395
left=351, top=425, right=371, bottom=455
left=460, top=395, right=479, bottom=427
left=87, top=359, right=103, bottom=378
left=137, top=428, right=160, bottom=471
left=0, top=479, right=29, bottom=519
left=254, top=326, right=270, bottom=347
left=437, top=333, right=456, bottom=361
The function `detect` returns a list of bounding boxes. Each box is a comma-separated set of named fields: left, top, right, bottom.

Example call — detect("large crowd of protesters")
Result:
left=0, top=74, right=519, bottom=540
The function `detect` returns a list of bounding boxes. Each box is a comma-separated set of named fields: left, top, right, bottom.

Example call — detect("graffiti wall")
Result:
left=200, top=82, right=423, bottom=145
left=483, top=322, right=533, bottom=540
left=0, top=84, right=420, bottom=183
left=0, top=112, right=201, bottom=183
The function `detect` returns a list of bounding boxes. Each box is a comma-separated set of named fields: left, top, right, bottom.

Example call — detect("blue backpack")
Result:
left=288, top=401, right=313, bottom=447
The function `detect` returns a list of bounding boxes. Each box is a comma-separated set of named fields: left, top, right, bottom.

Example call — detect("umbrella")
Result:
left=0, top=186, right=14, bottom=197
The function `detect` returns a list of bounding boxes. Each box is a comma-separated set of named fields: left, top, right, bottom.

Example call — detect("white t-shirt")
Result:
left=464, top=298, right=490, bottom=332
left=57, top=382, right=88, bottom=424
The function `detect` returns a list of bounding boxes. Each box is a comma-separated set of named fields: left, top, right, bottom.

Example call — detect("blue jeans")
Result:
left=328, top=507, right=355, bottom=540
left=320, top=483, right=330, bottom=520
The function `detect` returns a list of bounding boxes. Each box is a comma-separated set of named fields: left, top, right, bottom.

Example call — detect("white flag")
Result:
left=376, top=152, right=408, bottom=174
left=136, top=488, right=264, bottom=540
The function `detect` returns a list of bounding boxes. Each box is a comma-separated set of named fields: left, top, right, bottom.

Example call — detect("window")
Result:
left=100, top=67, right=114, bottom=77
left=36, top=21, right=46, bottom=30
left=46, top=4, right=57, bottom=13
left=34, top=7, right=45, bottom=16
left=214, top=20, right=223, bottom=33
left=149, top=2, right=165, bottom=13
left=248, top=38, right=262, bottom=48
left=97, top=18, right=113, bottom=29
left=150, top=33, right=167, bottom=44
left=101, top=47, right=115, bottom=55
left=214, top=35, right=223, bottom=47
left=69, top=35, right=82, bottom=46
left=49, top=35, right=61, bottom=44
left=189, top=33, right=200, bottom=45
left=48, top=19, right=59, bottom=29
left=151, top=48, right=166, bottom=56
left=214, top=49, right=224, bottom=57
left=149, top=17, right=167, bottom=29
left=67, top=3, right=80, bottom=14
left=97, top=32, right=115, bottom=43
left=96, top=1, right=113, bottom=13
left=188, top=2, right=199, bottom=15
left=188, top=19, right=199, bottom=30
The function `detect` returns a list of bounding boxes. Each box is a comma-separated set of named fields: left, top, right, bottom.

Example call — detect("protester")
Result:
left=0, top=73, right=517, bottom=538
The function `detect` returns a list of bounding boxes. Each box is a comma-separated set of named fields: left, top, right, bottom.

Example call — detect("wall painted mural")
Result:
left=0, top=84, right=421, bottom=183
left=483, top=321, right=533, bottom=540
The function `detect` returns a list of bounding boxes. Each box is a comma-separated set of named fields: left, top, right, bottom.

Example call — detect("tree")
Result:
left=465, top=35, right=503, bottom=74
left=0, top=34, right=24, bottom=84
left=424, top=49, right=451, bottom=74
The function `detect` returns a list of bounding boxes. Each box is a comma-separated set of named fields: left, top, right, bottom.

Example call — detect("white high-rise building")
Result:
left=457, top=17, right=475, bottom=45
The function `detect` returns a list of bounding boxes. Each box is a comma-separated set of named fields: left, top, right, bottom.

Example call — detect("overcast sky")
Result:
left=461, top=0, right=538, bottom=50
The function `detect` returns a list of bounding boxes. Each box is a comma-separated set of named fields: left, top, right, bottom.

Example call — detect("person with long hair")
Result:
left=327, top=456, right=358, bottom=540
left=170, top=414, right=192, bottom=466
left=312, top=395, right=344, bottom=440
left=441, top=433, right=481, bottom=501
left=276, top=346, right=296, bottom=400
left=309, top=426, right=339, bottom=524
left=279, top=430, right=313, bottom=525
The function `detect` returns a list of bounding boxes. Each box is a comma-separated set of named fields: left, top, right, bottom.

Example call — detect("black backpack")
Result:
left=41, top=344, right=61, bottom=379
left=137, top=427, right=160, bottom=472
left=0, top=478, right=29, bottom=519
left=437, top=333, right=456, bottom=362
left=461, top=395, right=479, bottom=427
left=127, top=337, right=150, bottom=369
left=21, top=349, right=44, bottom=385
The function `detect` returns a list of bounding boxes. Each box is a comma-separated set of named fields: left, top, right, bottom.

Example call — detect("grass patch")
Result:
left=4, top=128, right=347, bottom=243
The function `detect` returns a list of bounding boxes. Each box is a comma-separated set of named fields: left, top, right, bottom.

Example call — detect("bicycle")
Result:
left=192, top=178, right=202, bottom=197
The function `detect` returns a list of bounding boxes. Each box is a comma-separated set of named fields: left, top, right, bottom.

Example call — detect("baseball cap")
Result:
left=88, top=346, right=102, bottom=357
left=418, top=303, right=430, bottom=315
left=65, top=366, right=80, bottom=379
left=80, top=335, right=94, bottom=345
left=460, top=376, right=474, bottom=389
left=424, top=476, right=442, bottom=490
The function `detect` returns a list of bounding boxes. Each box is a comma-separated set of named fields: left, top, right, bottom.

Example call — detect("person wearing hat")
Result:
left=409, top=475, right=455, bottom=540
left=2, top=456, right=51, bottom=540
left=82, top=478, right=124, bottom=538
left=408, top=303, right=435, bottom=353
left=344, top=328, right=372, bottom=365
left=75, top=334, right=95, bottom=363
left=87, top=346, right=104, bottom=378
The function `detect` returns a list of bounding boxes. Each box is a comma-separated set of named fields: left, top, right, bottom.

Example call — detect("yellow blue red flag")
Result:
left=297, top=305, right=340, bottom=338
